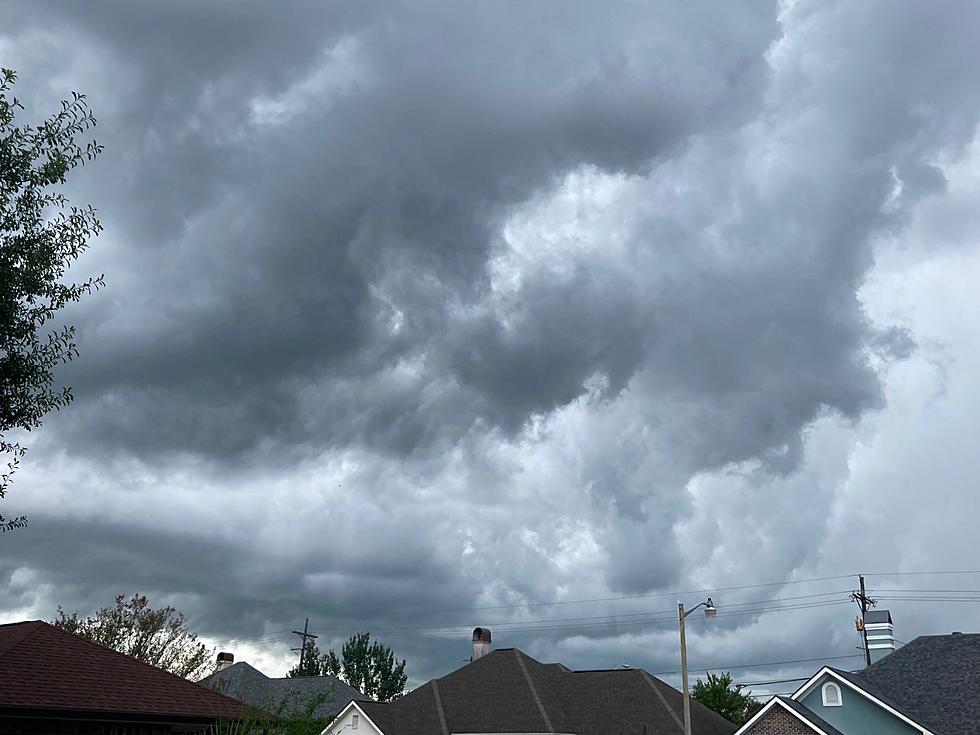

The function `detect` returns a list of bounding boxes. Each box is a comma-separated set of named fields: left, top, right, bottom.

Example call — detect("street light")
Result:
left=678, top=597, right=717, bottom=735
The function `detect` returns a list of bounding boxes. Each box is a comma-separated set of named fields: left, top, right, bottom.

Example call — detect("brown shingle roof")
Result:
left=350, top=648, right=736, bottom=735
left=0, top=620, right=249, bottom=720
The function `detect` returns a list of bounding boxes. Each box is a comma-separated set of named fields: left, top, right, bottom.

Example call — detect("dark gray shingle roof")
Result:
left=200, top=661, right=363, bottom=719
left=844, top=632, right=980, bottom=735
left=353, top=648, right=735, bottom=735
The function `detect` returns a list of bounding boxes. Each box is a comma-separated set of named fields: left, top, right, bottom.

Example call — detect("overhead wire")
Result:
left=306, top=590, right=851, bottom=637
left=309, top=597, right=853, bottom=638
left=206, top=569, right=980, bottom=657
left=651, top=653, right=863, bottom=676
left=735, top=676, right=810, bottom=686
left=411, top=573, right=861, bottom=614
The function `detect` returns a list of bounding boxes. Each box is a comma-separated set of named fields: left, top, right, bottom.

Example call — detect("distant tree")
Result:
left=53, top=593, right=212, bottom=680
left=287, top=639, right=326, bottom=678
left=692, top=671, right=763, bottom=725
left=0, top=67, right=104, bottom=532
left=289, top=632, right=407, bottom=702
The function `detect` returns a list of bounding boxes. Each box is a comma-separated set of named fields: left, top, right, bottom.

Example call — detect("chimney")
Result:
left=471, top=627, right=492, bottom=662
left=865, top=610, right=895, bottom=663
left=215, top=651, right=235, bottom=672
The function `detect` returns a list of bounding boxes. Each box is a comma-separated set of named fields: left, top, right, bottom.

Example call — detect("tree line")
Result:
left=53, top=593, right=407, bottom=701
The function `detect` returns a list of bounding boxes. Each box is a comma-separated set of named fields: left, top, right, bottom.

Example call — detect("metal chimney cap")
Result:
left=217, top=651, right=234, bottom=662
left=473, top=627, right=492, bottom=643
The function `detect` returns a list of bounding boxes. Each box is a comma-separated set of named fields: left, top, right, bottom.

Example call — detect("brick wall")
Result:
left=742, top=704, right=822, bottom=734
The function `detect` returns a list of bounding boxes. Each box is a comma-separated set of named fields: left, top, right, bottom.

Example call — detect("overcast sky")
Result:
left=3, top=0, right=980, bottom=696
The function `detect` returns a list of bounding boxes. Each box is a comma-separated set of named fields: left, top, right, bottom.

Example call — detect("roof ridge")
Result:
left=0, top=620, right=47, bottom=661
left=640, top=669, right=684, bottom=733
left=431, top=678, right=450, bottom=735
left=514, top=649, right=555, bottom=733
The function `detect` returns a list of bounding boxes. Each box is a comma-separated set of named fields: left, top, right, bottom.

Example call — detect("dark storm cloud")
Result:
left=4, top=0, right=980, bottom=685
left=7, top=0, right=781, bottom=462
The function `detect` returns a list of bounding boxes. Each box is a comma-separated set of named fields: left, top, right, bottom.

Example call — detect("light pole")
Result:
left=678, top=597, right=717, bottom=735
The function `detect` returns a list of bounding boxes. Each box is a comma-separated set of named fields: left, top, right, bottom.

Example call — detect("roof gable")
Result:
left=0, top=620, right=248, bottom=720
left=325, top=648, right=735, bottom=735
left=792, top=667, right=932, bottom=734
left=734, top=696, right=842, bottom=735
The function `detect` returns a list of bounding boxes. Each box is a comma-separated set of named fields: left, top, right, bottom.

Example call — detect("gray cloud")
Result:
left=3, top=0, right=980, bottom=687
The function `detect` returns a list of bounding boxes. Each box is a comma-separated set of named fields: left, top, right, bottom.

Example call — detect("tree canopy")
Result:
left=692, top=671, right=763, bottom=725
left=1, top=67, right=103, bottom=531
left=288, top=632, right=407, bottom=702
left=53, top=593, right=213, bottom=680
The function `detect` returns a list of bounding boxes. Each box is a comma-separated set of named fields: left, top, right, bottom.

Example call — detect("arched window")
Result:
left=822, top=682, right=842, bottom=707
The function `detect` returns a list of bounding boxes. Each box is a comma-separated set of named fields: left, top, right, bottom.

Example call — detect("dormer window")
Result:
left=822, top=682, right=842, bottom=707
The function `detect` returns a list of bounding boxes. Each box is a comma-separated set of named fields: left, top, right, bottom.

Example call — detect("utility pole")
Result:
left=851, top=575, right=876, bottom=667
left=291, top=618, right=318, bottom=672
left=678, top=602, right=692, bottom=735
left=677, top=598, right=716, bottom=735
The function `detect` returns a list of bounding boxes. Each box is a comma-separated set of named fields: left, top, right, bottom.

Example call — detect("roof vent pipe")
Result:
left=472, top=627, right=491, bottom=662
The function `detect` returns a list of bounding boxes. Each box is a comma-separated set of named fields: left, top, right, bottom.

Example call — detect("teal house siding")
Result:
left=798, top=675, right=923, bottom=735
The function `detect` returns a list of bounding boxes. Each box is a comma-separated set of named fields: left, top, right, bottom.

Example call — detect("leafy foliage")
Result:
left=0, top=68, right=104, bottom=531
left=289, top=639, right=327, bottom=678
left=288, top=632, right=407, bottom=702
left=209, top=691, right=329, bottom=735
left=53, top=593, right=213, bottom=680
left=692, top=671, right=763, bottom=725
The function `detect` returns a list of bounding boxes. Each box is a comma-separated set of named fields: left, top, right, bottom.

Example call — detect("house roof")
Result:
left=341, top=648, right=736, bottom=735
left=200, top=661, right=363, bottom=719
left=843, top=632, right=980, bottom=734
left=0, top=620, right=249, bottom=721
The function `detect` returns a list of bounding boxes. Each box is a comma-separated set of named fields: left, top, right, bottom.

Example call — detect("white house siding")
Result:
left=321, top=702, right=383, bottom=735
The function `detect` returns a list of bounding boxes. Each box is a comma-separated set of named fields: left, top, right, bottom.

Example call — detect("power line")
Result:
left=866, top=570, right=980, bottom=577
left=205, top=570, right=980, bottom=652
left=208, top=630, right=294, bottom=647
left=651, top=653, right=863, bottom=677
left=425, top=570, right=980, bottom=615
left=418, top=574, right=860, bottom=614
left=876, top=596, right=980, bottom=603
left=869, top=588, right=980, bottom=593
left=311, top=598, right=852, bottom=638
left=736, top=676, right=810, bottom=686
left=309, top=590, right=851, bottom=637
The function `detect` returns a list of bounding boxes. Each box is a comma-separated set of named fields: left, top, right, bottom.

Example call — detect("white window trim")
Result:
left=821, top=682, right=842, bottom=707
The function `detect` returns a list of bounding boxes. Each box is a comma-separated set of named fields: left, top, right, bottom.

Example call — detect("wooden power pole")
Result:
left=851, top=575, right=876, bottom=667
left=290, top=618, right=318, bottom=672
